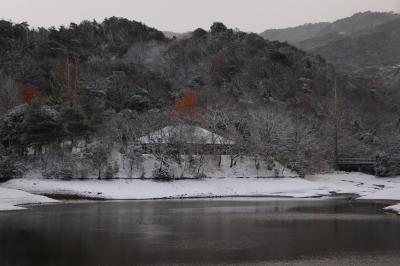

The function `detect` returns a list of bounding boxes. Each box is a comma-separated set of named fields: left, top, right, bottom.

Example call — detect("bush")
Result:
left=105, top=164, right=114, bottom=179
left=152, top=168, right=174, bottom=181
left=375, top=153, right=400, bottom=177
left=43, top=165, right=73, bottom=180
left=270, top=51, right=291, bottom=66
left=193, top=173, right=207, bottom=179
left=0, top=155, right=24, bottom=181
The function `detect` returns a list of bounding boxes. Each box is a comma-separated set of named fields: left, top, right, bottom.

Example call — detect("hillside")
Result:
left=297, top=11, right=400, bottom=50
left=260, top=22, right=329, bottom=44
left=0, top=18, right=399, bottom=180
left=260, top=12, right=399, bottom=50
left=310, top=18, right=400, bottom=68
left=260, top=12, right=400, bottom=70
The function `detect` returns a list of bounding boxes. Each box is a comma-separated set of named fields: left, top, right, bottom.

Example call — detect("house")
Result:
left=137, top=125, right=235, bottom=155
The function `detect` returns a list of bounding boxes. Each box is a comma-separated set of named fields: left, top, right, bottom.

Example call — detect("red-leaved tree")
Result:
left=18, top=84, right=42, bottom=104
left=175, top=90, right=197, bottom=113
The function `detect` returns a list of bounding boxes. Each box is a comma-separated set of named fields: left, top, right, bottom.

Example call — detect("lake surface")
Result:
left=1, top=198, right=400, bottom=266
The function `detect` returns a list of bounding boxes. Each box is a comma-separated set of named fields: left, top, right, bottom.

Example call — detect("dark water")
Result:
left=1, top=198, right=400, bottom=266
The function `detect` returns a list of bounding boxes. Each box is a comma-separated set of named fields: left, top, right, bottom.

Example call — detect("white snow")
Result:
left=0, top=187, right=59, bottom=211
left=384, top=204, right=400, bottom=213
left=114, top=154, right=295, bottom=179
left=2, top=171, right=400, bottom=215
left=310, top=172, right=400, bottom=215
left=1, top=177, right=325, bottom=200
left=137, top=125, right=234, bottom=144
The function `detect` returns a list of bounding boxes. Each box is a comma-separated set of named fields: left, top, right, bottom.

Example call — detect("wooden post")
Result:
left=334, top=77, right=339, bottom=170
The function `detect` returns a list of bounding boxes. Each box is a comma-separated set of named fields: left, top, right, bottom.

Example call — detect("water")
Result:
left=0, top=198, right=400, bottom=266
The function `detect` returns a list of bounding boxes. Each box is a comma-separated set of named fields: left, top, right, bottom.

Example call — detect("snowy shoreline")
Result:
left=0, top=187, right=59, bottom=211
left=1, top=172, right=400, bottom=214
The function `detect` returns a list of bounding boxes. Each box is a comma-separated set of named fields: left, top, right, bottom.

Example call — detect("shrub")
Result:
left=375, top=153, right=400, bottom=177
left=270, top=51, right=291, bottom=66
left=105, top=164, right=114, bottom=179
left=152, top=168, right=174, bottom=181
left=193, top=173, right=207, bottom=179
left=43, top=165, right=73, bottom=180
left=0, top=154, right=24, bottom=181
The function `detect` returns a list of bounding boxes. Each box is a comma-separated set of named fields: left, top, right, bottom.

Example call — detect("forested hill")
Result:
left=261, top=12, right=399, bottom=49
left=296, top=11, right=400, bottom=50
left=260, top=12, right=400, bottom=69
left=260, top=22, right=329, bottom=44
left=0, top=18, right=387, bottom=125
left=0, top=17, right=399, bottom=179
left=310, top=18, right=400, bottom=68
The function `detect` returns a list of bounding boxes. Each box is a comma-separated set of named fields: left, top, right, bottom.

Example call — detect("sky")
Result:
left=1, top=0, right=400, bottom=32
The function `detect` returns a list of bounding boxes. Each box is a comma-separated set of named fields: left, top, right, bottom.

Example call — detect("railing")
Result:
left=336, top=158, right=376, bottom=165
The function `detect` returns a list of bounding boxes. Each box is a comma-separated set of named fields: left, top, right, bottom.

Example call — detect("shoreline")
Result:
left=1, top=173, right=400, bottom=214
left=39, top=191, right=359, bottom=201
left=11, top=192, right=400, bottom=216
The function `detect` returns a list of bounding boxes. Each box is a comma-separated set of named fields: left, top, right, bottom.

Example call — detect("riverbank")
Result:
left=0, top=187, right=59, bottom=211
left=1, top=177, right=327, bottom=201
left=1, top=172, right=400, bottom=213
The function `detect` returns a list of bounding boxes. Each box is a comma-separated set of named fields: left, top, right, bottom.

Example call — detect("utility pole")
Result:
left=334, top=77, right=338, bottom=169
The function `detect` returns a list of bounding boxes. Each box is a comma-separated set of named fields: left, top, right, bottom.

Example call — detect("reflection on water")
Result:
left=0, top=198, right=399, bottom=266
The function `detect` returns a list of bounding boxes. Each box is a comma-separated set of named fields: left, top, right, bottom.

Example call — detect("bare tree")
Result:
left=86, top=141, right=111, bottom=180
left=0, top=72, right=18, bottom=114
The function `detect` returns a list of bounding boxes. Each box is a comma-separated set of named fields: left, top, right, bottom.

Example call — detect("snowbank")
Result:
left=2, top=177, right=326, bottom=200
left=2, top=172, right=400, bottom=215
left=310, top=172, right=400, bottom=214
left=0, top=187, right=59, bottom=211
left=384, top=204, right=400, bottom=214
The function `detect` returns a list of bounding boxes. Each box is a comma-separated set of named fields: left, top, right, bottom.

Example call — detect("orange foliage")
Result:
left=175, top=90, right=197, bottom=113
left=18, top=84, right=42, bottom=104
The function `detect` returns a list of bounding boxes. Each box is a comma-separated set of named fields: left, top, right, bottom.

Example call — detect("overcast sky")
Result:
left=1, top=0, right=399, bottom=32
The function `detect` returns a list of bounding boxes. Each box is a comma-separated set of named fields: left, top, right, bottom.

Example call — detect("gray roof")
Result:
left=137, top=125, right=234, bottom=145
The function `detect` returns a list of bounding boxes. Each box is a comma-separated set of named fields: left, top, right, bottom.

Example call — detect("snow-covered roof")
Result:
left=137, top=125, right=235, bottom=145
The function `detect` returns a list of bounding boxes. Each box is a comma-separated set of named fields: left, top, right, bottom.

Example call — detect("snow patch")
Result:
left=0, top=187, right=59, bottom=211
left=3, top=172, right=400, bottom=215
left=2, top=177, right=325, bottom=200
left=115, top=154, right=296, bottom=179
left=384, top=204, right=400, bottom=214
left=137, top=125, right=234, bottom=144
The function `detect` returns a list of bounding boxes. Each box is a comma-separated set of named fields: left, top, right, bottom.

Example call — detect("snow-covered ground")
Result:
left=310, top=172, right=400, bottom=214
left=113, top=154, right=296, bottom=179
left=0, top=187, right=59, bottom=211
left=2, top=177, right=325, bottom=200
left=309, top=172, right=400, bottom=199
left=2, top=172, right=400, bottom=214
left=384, top=204, right=400, bottom=213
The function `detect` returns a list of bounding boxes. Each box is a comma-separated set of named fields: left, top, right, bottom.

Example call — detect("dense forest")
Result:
left=0, top=17, right=399, bottom=180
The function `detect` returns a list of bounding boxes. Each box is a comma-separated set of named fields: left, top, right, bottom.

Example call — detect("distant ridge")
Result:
left=260, top=11, right=400, bottom=68
left=260, top=22, right=329, bottom=43
left=260, top=11, right=399, bottom=49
